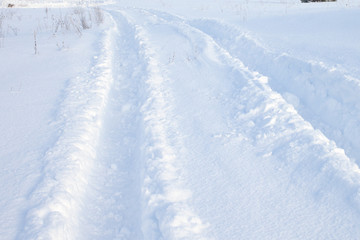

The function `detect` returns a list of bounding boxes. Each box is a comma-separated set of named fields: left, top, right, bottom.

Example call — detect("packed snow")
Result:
left=1, top=0, right=360, bottom=239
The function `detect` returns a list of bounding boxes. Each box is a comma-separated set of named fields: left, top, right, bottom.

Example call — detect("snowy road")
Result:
left=2, top=2, right=360, bottom=239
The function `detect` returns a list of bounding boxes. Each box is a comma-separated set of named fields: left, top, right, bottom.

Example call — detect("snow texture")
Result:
left=1, top=0, right=360, bottom=239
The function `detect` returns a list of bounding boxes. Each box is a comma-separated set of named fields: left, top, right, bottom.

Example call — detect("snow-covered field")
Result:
left=1, top=0, right=360, bottom=239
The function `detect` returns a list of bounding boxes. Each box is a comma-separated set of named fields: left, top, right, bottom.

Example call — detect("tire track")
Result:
left=131, top=9, right=360, bottom=239
left=18, top=6, right=360, bottom=239
left=188, top=18, right=360, bottom=165
left=117, top=9, right=210, bottom=240
left=76, top=11, right=145, bottom=239
left=19, top=16, right=116, bottom=240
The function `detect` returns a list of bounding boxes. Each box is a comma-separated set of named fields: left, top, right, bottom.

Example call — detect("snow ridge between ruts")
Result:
left=117, top=10, right=210, bottom=240
left=182, top=16, right=360, bottom=213
left=18, top=19, right=116, bottom=240
left=145, top=8, right=360, bottom=222
left=189, top=18, right=360, bottom=165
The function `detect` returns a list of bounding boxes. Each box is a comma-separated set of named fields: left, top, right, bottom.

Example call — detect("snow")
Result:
left=1, top=0, right=360, bottom=239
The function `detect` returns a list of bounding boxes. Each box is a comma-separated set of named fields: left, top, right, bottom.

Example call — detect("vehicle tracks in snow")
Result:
left=19, top=15, right=116, bottom=240
left=19, top=7, right=360, bottom=240
left=77, top=12, right=145, bottom=240
left=123, top=8, right=360, bottom=239
left=188, top=18, right=360, bottom=165
left=115, top=10, right=210, bottom=240
left=20, top=8, right=210, bottom=240
left=80, top=10, right=209, bottom=239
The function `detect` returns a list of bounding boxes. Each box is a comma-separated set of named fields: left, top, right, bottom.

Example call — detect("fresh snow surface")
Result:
left=1, top=0, right=360, bottom=239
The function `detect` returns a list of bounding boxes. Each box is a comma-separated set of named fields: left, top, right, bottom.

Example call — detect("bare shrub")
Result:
left=93, top=6, right=104, bottom=25
left=80, top=14, right=90, bottom=29
left=0, top=12, right=4, bottom=30
left=33, top=30, right=38, bottom=54
left=0, top=12, right=5, bottom=47
left=74, top=8, right=91, bottom=30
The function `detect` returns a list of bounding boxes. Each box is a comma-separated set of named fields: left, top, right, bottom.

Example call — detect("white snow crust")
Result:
left=1, top=0, right=360, bottom=239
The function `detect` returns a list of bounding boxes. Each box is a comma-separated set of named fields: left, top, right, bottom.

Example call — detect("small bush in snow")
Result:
left=93, top=6, right=104, bottom=25
left=0, top=6, right=105, bottom=50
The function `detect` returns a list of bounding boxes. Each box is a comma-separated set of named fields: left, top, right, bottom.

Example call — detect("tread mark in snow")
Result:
left=129, top=8, right=360, bottom=239
left=19, top=17, right=116, bottom=240
left=117, top=10, right=210, bottom=240
left=16, top=6, right=360, bottom=240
